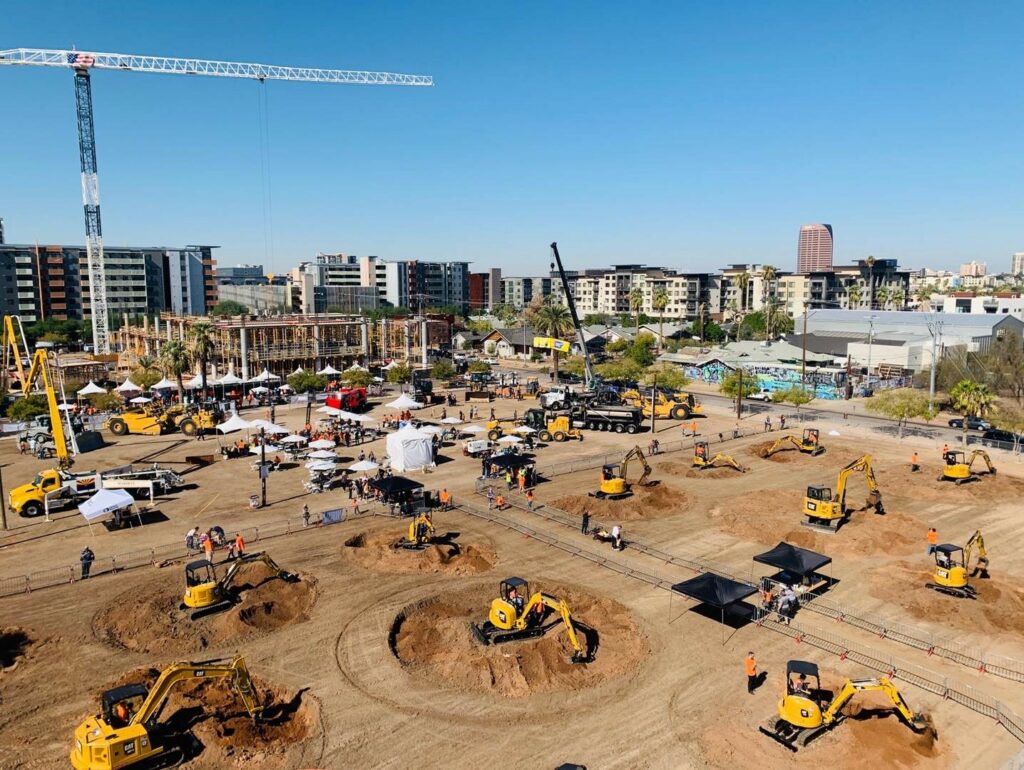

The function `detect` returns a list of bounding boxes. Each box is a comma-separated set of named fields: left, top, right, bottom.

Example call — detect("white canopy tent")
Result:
left=514, top=426, right=537, bottom=434
left=349, top=460, right=379, bottom=472
left=247, top=419, right=290, bottom=435
left=381, top=360, right=399, bottom=370
left=249, top=369, right=280, bottom=383
left=291, top=366, right=305, bottom=376
left=280, top=434, right=307, bottom=444
left=116, top=378, right=141, bottom=393
left=417, top=425, right=443, bottom=436
left=77, top=381, right=106, bottom=396
left=386, top=394, right=423, bottom=410
left=460, top=425, right=484, bottom=434
left=79, top=488, right=140, bottom=528
left=308, top=439, right=336, bottom=450
left=385, top=425, right=434, bottom=473
left=249, top=386, right=269, bottom=394
left=440, top=417, right=464, bottom=425
left=129, top=396, right=152, bottom=404
left=497, top=435, right=523, bottom=444
left=216, top=413, right=251, bottom=434
left=346, top=363, right=368, bottom=372
left=216, top=373, right=243, bottom=386
left=335, top=410, right=374, bottom=422
left=317, top=364, right=341, bottom=376
left=152, top=377, right=178, bottom=390
left=309, top=449, right=339, bottom=460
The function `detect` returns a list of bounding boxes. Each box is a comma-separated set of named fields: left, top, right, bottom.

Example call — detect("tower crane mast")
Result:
left=0, top=48, right=433, bottom=354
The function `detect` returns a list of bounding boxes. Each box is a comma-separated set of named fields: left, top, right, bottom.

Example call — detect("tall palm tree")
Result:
left=535, top=303, right=573, bottom=383
left=915, top=286, right=932, bottom=311
left=890, top=287, right=906, bottom=310
left=628, top=285, right=645, bottom=339
left=736, top=271, right=752, bottom=314
left=865, top=256, right=877, bottom=308
left=759, top=265, right=778, bottom=342
left=949, top=379, right=997, bottom=446
left=847, top=284, right=862, bottom=309
left=160, top=339, right=190, bottom=396
left=875, top=286, right=890, bottom=310
left=652, top=288, right=669, bottom=349
left=189, top=321, right=216, bottom=393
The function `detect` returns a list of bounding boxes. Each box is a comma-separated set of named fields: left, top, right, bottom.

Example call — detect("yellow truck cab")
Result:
left=9, top=468, right=97, bottom=518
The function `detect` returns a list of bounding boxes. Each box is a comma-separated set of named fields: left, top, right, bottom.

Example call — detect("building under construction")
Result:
left=117, top=313, right=453, bottom=380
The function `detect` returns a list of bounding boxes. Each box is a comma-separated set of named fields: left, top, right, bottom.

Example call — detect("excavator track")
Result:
left=800, top=517, right=842, bottom=534
left=925, top=582, right=977, bottom=599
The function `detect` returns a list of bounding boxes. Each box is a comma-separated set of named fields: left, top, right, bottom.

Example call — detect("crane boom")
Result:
left=550, top=242, right=595, bottom=388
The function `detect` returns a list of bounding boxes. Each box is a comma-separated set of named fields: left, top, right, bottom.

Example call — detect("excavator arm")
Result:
left=621, top=446, right=652, bottom=487
left=765, top=436, right=803, bottom=456
left=965, top=530, right=990, bottom=576
left=2, top=315, right=31, bottom=393
left=820, top=677, right=928, bottom=732
left=967, top=451, right=996, bottom=475
left=25, top=349, right=73, bottom=468
left=524, top=592, right=586, bottom=661
left=834, top=455, right=881, bottom=512
left=131, top=657, right=261, bottom=726
left=217, top=552, right=292, bottom=593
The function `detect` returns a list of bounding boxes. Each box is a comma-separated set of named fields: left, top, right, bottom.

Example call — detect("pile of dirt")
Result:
left=93, top=563, right=317, bottom=654
left=342, top=531, right=497, bottom=575
left=390, top=581, right=649, bottom=698
left=102, top=667, right=312, bottom=767
left=879, top=463, right=1024, bottom=505
left=868, top=560, right=1024, bottom=636
left=0, top=627, right=34, bottom=671
left=709, top=489, right=926, bottom=557
left=553, top=484, right=690, bottom=522
left=658, top=460, right=742, bottom=479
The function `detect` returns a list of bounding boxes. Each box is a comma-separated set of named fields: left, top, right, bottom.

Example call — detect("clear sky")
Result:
left=2, top=2, right=1021, bottom=275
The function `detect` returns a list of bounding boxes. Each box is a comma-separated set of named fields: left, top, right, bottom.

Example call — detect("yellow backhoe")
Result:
left=394, top=512, right=439, bottom=550
left=926, top=530, right=989, bottom=599
left=759, top=660, right=931, bottom=752
left=592, top=445, right=652, bottom=499
left=471, top=577, right=590, bottom=663
left=692, top=441, right=746, bottom=472
left=938, top=450, right=996, bottom=485
left=181, top=552, right=297, bottom=620
left=764, top=429, right=825, bottom=457
left=70, top=656, right=262, bottom=770
left=801, top=454, right=884, bottom=532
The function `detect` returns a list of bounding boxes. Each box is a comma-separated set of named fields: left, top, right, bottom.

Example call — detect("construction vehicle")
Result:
left=394, top=512, right=439, bottom=550
left=938, top=449, right=996, bottom=485
left=592, top=445, right=652, bottom=499
left=692, top=441, right=746, bottom=472
left=175, top=402, right=222, bottom=436
left=326, top=386, right=368, bottom=411
left=181, top=552, right=297, bottom=620
left=106, top=402, right=222, bottom=437
left=763, top=429, right=825, bottom=457
left=470, top=577, right=589, bottom=663
left=9, top=468, right=98, bottom=518
left=759, top=660, right=930, bottom=752
left=802, top=454, right=884, bottom=532
left=70, top=656, right=262, bottom=770
left=621, top=387, right=701, bottom=420
left=523, top=408, right=581, bottom=442
left=926, top=530, right=989, bottom=598
left=556, top=402, right=644, bottom=434
left=9, top=347, right=75, bottom=467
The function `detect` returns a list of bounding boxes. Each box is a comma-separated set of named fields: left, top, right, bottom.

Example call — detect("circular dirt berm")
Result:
left=93, top=562, right=317, bottom=654
left=100, top=667, right=314, bottom=768
left=389, top=581, right=649, bottom=698
left=553, top=483, right=691, bottom=522
left=0, top=626, right=36, bottom=672
left=342, top=530, right=497, bottom=575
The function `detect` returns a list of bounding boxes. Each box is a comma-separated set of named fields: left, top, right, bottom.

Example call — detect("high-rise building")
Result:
left=960, top=260, right=986, bottom=277
left=1011, top=253, right=1024, bottom=276
left=797, top=224, right=834, bottom=273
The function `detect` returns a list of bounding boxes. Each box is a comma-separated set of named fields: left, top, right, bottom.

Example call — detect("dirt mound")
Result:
left=553, top=484, right=690, bottom=522
left=390, top=582, right=649, bottom=698
left=879, top=463, right=1024, bottom=506
left=750, top=441, right=803, bottom=463
left=342, top=531, right=497, bottom=575
left=101, top=667, right=312, bottom=767
left=93, top=564, right=317, bottom=654
left=868, top=560, right=1024, bottom=637
left=709, top=489, right=925, bottom=557
left=0, top=627, right=35, bottom=671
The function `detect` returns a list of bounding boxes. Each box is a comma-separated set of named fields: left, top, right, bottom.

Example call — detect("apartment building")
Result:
left=549, top=265, right=717, bottom=321
left=500, top=276, right=551, bottom=308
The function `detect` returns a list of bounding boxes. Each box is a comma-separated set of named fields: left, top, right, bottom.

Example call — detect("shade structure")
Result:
left=335, top=410, right=374, bottom=422
left=317, top=405, right=343, bottom=416
left=115, top=378, right=141, bottom=393
left=247, top=419, right=289, bottom=435
left=280, top=434, right=307, bottom=444
left=216, top=413, right=252, bottom=434
left=497, top=435, right=522, bottom=444
left=417, top=425, right=443, bottom=435
left=308, top=439, right=336, bottom=450
left=309, top=449, right=338, bottom=460
left=129, top=396, right=152, bottom=404
left=381, top=360, right=399, bottom=370
left=152, top=377, right=178, bottom=390
left=348, top=460, right=379, bottom=472
left=317, top=364, right=341, bottom=376
left=386, top=394, right=422, bottom=410
left=753, top=542, right=832, bottom=579
left=461, top=425, right=484, bottom=434
left=368, top=474, right=424, bottom=497
left=78, top=488, right=135, bottom=522
left=77, top=381, right=106, bottom=396
left=249, top=368, right=280, bottom=382
left=486, top=454, right=535, bottom=471
left=58, top=403, right=75, bottom=411
left=385, top=425, right=433, bottom=472
left=440, top=416, right=463, bottom=425
left=291, top=366, right=305, bottom=376
left=216, top=373, right=243, bottom=386
left=346, top=363, right=368, bottom=372
left=670, top=573, right=758, bottom=609
left=249, top=386, right=269, bottom=394
left=184, top=376, right=207, bottom=389
left=307, top=461, right=337, bottom=472
left=514, top=425, right=537, bottom=434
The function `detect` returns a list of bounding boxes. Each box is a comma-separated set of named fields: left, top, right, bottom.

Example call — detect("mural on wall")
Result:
left=682, top=359, right=844, bottom=400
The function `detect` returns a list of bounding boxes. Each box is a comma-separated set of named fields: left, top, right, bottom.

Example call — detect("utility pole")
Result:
left=0, top=466, right=7, bottom=530
left=736, top=367, right=743, bottom=419
left=260, top=427, right=267, bottom=508
left=800, top=302, right=808, bottom=389
left=865, top=315, right=877, bottom=393
left=650, top=375, right=657, bottom=434
left=927, top=318, right=943, bottom=411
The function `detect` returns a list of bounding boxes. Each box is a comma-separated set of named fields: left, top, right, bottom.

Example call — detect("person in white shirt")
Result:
left=610, top=524, right=623, bottom=551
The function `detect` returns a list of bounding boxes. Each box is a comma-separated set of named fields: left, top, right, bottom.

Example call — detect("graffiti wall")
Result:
left=683, top=359, right=846, bottom=400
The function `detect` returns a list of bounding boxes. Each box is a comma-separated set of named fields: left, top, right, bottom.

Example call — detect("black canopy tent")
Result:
left=486, top=454, right=536, bottom=471
left=753, top=541, right=832, bottom=588
left=670, top=572, right=758, bottom=642
left=368, top=475, right=424, bottom=501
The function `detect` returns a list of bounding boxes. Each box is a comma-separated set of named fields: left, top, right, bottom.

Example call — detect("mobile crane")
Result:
left=801, top=454, right=884, bottom=532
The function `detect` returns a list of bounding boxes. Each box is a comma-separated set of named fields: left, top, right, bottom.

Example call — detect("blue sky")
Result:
left=2, top=2, right=1021, bottom=275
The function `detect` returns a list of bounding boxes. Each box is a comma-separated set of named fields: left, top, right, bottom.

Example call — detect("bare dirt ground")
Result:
left=1, top=392, right=1022, bottom=768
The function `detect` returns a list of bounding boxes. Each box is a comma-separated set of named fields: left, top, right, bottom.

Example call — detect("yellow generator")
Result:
left=938, top=450, right=996, bottom=485
left=537, top=414, right=581, bottom=442
left=926, top=530, right=989, bottom=598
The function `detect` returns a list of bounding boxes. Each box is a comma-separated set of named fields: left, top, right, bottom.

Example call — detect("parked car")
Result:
left=747, top=389, right=773, bottom=402
left=980, top=429, right=1022, bottom=448
left=948, top=417, right=992, bottom=431
left=481, top=357, right=498, bottom=365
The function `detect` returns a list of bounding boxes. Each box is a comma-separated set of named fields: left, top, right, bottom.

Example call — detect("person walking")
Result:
left=302, top=504, right=311, bottom=528
left=942, top=443, right=949, bottom=456
left=611, top=524, right=623, bottom=550
left=745, top=652, right=758, bottom=694
left=779, top=414, right=786, bottom=430
left=926, top=527, right=938, bottom=555
left=351, top=497, right=360, bottom=516
left=234, top=533, right=246, bottom=558
left=203, top=535, right=215, bottom=564
left=690, top=421, right=697, bottom=437
left=80, top=546, right=95, bottom=580
left=581, top=510, right=591, bottom=535
left=487, top=487, right=495, bottom=510
left=764, top=415, right=772, bottom=432
left=911, top=452, right=920, bottom=473
left=517, top=471, right=526, bottom=494
left=526, top=489, right=535, bottom=511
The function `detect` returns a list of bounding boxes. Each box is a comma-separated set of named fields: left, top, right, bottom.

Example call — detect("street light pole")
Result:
left=800, top=301, right=808, bottom=389
left=927, top=319, right=943, bottom=412
left=865, top=315, right=877, bottom=392
left=260, top=427, right=267, bottom=508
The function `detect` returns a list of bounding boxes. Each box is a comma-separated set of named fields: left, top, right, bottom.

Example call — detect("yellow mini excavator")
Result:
left=764, top=428, right=825, bottom=457
left=471, top=577, right=590, bottom=663
left=759, top=660, right=931, bottom=752
left=592, top=445, right=652, bottom=499
left=938, top=450, right=996, bottom=485
left=70, top=656, right=262, bottom=770
left=394, top=512, right=439, bottom=550
left=692, top=441, right=746, bottom=472
left=926, top=530, right=989, bottom=598
left=181, top=552, right=297, bottom=620
left=801, top=454, right=884, bottom=532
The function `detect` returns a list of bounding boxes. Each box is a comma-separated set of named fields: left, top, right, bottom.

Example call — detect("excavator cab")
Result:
left=800, top=429, right=824, bottom=455
left=693, top=441, right=746, bottom=472
left=182, top=552, right=297, bottom=619
left=395, top=512, right=436, bottom=550
left=802, top=454, right=883, bottom=532
left=939, top=450, right=996, bottom=484
left=489, top=577, right=531, bottom=629
left=596, top=463, right=629, bottom=499
left=101, top=685, right=147, bottom=728
left=926, top=530, right=989, bottom=598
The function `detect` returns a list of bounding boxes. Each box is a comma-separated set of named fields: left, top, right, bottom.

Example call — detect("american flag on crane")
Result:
left=66, top=52, right=95, bottom=68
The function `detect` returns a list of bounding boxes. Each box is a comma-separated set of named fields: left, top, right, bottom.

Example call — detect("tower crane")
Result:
left=0, top=48, right=433, bottom=354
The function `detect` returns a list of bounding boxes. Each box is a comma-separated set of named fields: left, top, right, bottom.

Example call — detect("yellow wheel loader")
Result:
left=70, top=656, right=261, bottom=770
left=470, top=577, right=590, bottom=663
left=764, top=429, right=825, bottom=457
left=592, top=445, right=652, bottom=499
left=926, top=530, right=989, bottom=598
left=692, top=441, right=746, bottom=472
left=938, top=450, right=996, bottom=485
left=759, top=660, right=931, bottom=752
left=181, top=551, right=297, bottom=620
left=801, top=454, right=883, bottom=533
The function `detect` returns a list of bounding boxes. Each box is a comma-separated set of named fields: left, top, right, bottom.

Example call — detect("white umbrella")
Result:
left=217, top=413, right=252, bottom=434
left=348, top=460, right=379, bottom=472
left=386, top=394, right=422, bottom=410
left=77, top=381, right=105, bottom=396
left=440, top=416, right=463, bottom=425
left=317, top=405, right=343, bottom=416
left=497, top=435, right=522, bottom=444
left=418, top=425, right=443, bottom=435
left=249, top=368, right=280, bottom=382
left=250, top=386, right=269, bottom=394
left=216, top=373, right=243, bottom=386
left=248, top=419, right=289, bottom=435
left=461, top=425, right=484, bottom=434
left=309, top=439, right=336, bottom=450
left=307, top=461, right=337, bottom=472
left=309, top=449, right=338, bottom=460
left=317, top=364, right=341, bottom=376
left=281, top=434, right=307, bottom=444
left=515, top=425, right=537, bottom=434
left=152, top=377, right=178, bottom=390
left=130, top=396, right=152, bottom=404
left=116, top=378, right=141, bottom=393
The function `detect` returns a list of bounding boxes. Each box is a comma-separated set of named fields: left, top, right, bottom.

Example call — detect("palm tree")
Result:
left=759, top=265, right=778, bottom=342
left=915, top=286, right=932, bottom=311
left=890, top=287, right=906, bottom=310
left=875, top=286, right=890, bottom=310
left=628, top=285, right=645, bottom=338
left=189, top=321, right=216, bottom=393
left=652, top=288, right=669, bottom=349
left=847, top=284, right=862, bottom=309
left=535, top=303, right=573, bottom=383
left=949, top=379, right=997, bottom=446
left=736, top=271, right=752, bottom=314
left=160, top=339, right=190, bottom=396
left=865, top=256, right=877, bottom=308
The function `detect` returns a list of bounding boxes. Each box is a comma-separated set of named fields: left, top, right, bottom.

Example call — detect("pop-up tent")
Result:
left=386, top=394, right=423, bottom=410
left=368, top=475, right=424, bottom=500
left=79, top=488, right=140, bottom=528
left=486, top=454, right=535, bottom=472
left=671, top=572, right=758, bottom=641
left=753, top=541, right=832, bottom=589
left=217, top=413, right=251, bottom=434
left=385, top=425, right=433, bottom=472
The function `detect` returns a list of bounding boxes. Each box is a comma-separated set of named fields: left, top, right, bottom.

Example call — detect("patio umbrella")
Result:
left=309, top=449, right=338, bottom=460
left=317, top=364, right=341, bottom=376
left=309, top=439, right=336, bottom=450
left=307, top=461, right=337, bottom=472
left=440, top=416, right=463, bottom=424
left=216, top=413, right=251, bottom=433
left=280, top=434, right=307, bottom=444
left=386, top=394, right=422, bottom=410
left=461, top=425, right=484, bottom=434
left=77, top=381, right=106, bottom=396
left=514, top=426, right=537, bottom=434
left=249, top=386, right=269, bottom=394
left=348, top=460, right=379, bottom=472
left=497, top=435, right=522, bottom=444
left=129, top=396, right=152, bottom=404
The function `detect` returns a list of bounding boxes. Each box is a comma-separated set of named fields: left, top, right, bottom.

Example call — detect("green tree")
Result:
left=875, top=286, right=890, bottom=310
left=88, top=392, right=123, bottom=412
left=465, top=319, right=493, bottom=334
left=342, top=369, right=373, bottom=388
left=467, top=360, right=491, bottom=374
left=595, top=358, right=643, bottom=382
left=865, top=255, right=877, bottom=308
left=582, top=313, right=610, bottom=326
left=949, top=379, right=997, bottom=446
left=605, top=338, right=629, bottom=353
left=847, top=284, right=862, bottom=309
left=387, top=362, right=413, bottom=385
left=210, top=300, right=249, bottom=317
left=641, top=362, right=690, bottom=391
left=133, top=355, right=161, bottom=390
left=534, top=303, right=573, bottom=383
left=629, top=285, right=645, bottom=338
left=702, top=320, right=725, bottom=343
left=991, top=404, right=1024, bottom=453
left=865, top=388, right=938, bottom=439
left=771, top=386, right=814, bottom=415
left=560, top=356, right=587, bottom=377
left=160, top=340, right=190, bottom=395
left=890, top=287, right=906, bottom=310
left=624, top=333, right=657, bottom=367
left=521, top=295, right=547, bottom=326
left=9, top=395, right=48, bottom=423
left=736, top=271, right=751, bottom=315
left=738, top=311, right=794, bottom=341
left=652, top=288, right=669, bottom=348
left=288, top=371, right=327, bottom=393
left=719, top=369, right=758, bottom=398
left=431, top=359, right=456, bottom=380
left=491, top=303, right=521, bottom=326
left=188, top=322, right=216, bottom=393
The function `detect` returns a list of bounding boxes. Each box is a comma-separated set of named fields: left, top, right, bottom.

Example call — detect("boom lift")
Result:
left=181, top=552, right=297, bottom=620
left=801, top=454, right=884, bottom=532
left=926, top=530, right=989, bottom=598
left=70, top=656, right=262, bottom=770
left=592, top=445, right=652, bottom=499
left=471, top=577, right=590, bottom=664
left=938, top=450, right=996, bottom=485
left=759, top=660, right=930, bottom=752
left=692, top=441, right=746, bottom=472
left=394, top=512, right=439, bottom=550
left=764, top=429, right=825, bottom=457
